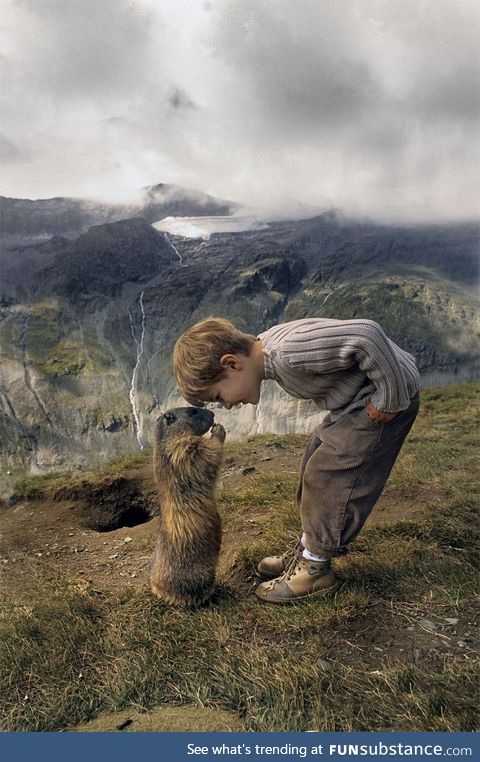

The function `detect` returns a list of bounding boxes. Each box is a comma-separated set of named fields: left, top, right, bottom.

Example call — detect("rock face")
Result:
left=0, top=192, right=478, bottom=492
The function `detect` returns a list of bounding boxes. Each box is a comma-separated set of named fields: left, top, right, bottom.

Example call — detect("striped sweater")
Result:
left=257, top=318, right=420, bottom=417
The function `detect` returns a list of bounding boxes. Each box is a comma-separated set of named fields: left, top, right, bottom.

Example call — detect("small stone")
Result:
left=260, top=456, right=272, bottom=462
left=108, top=554, right=118, bottom=560
left=124, top=537, right=133, bottom=543
left=241, top=466, right=256, bottom=475
left=419, top=618, right=437, bottom=632
left=445, top=618, right=459, bottom=625
left=457, top=641, right=466, bottom=648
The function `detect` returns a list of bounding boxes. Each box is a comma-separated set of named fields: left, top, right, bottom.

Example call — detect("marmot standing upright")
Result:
left=150, top=406, right=225, bottom=607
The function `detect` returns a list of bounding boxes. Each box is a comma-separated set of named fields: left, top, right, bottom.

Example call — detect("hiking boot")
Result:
left=257, top=541, right=303, bottom=580
left=255, top=556, right=337, bottom=604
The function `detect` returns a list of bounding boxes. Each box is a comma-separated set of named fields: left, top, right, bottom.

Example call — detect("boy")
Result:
left=173, top=316, right=420, bottom=604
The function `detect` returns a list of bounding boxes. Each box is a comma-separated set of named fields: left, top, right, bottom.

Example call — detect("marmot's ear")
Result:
left=164, top=412, right=176, bottom=425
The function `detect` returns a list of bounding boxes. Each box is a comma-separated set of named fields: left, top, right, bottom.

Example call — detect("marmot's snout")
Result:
left=159, top=406, right=214, bottom=438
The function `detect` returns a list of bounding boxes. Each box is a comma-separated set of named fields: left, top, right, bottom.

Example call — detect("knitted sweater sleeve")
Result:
left=281, top=319, right=412, bottom=413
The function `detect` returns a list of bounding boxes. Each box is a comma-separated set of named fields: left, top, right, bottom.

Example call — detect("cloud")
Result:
left=0, top=0, right=478, bottom=220
left=0, top=133, right=29, bottom=163
left=2, top=0, right=154, bottom=99
left=168, top=88, right=197, bottom=111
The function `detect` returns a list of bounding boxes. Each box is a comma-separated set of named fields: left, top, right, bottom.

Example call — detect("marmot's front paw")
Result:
left=211, top=423, right=226, bottom=443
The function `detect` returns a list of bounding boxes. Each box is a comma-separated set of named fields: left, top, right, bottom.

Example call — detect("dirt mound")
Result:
left=56, top=475, right=155, bottom=531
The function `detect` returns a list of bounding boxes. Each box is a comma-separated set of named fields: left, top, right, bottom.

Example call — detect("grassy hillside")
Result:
left=0, top=382, right=478, bottom=732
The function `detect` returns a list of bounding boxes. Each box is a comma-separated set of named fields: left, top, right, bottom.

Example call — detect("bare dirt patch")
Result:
left=70, top=704, right=245, bottom=732
left=320, top=594, right=479, bottom=671
left=372, top=483, right=443, bottom=525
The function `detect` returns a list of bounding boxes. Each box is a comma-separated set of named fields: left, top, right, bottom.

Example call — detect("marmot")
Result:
left=150, top=406, right=226, bottom=607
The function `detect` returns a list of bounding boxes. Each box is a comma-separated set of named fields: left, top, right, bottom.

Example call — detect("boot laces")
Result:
left=284, top=540, right=303, bottom=565
left=280, top=543, right=305, bottom=583
left=264, top=540, right=303, bottom=590
left=284, top=553, right=330, bottom=582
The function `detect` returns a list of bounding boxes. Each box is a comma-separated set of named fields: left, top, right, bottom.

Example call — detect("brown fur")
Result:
left=150, top=407, right=225, bottom=607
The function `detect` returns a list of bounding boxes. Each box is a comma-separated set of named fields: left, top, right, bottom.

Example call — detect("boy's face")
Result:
left=197, top=352, right=262, bottom=410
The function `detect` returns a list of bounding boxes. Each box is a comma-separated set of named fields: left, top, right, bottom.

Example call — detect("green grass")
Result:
left=1, top=381, right=479, bottom=731
left=12, top=449, right=151, bottom=502
left=18, top=299, right=112, bottom=378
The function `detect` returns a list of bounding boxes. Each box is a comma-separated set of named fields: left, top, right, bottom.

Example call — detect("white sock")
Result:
left=302, top=548, right=329, bottom=562
left=300, top=532, right=328, bottom=561
left=300, top=534, right=329, bottom=562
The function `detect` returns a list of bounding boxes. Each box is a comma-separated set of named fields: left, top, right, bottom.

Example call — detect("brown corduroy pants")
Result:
left=296, top=392, right=420, bottom=559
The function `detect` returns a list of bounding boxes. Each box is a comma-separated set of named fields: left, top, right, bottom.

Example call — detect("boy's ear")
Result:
left=219, top=353, right=242, bottom=370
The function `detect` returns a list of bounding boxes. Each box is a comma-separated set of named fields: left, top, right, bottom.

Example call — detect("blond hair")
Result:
left=174, top=317, right=256, bottom=404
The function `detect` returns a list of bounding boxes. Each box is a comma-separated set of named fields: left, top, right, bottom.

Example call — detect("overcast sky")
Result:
left=1, top=0, right=479, bottom=221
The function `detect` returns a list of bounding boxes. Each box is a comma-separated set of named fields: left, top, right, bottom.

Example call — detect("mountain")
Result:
left=0, top=184, right=235, bottom=244
left=0, top=196, right=478, bottom=494
left=140, top=183, right=235, bottom=221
